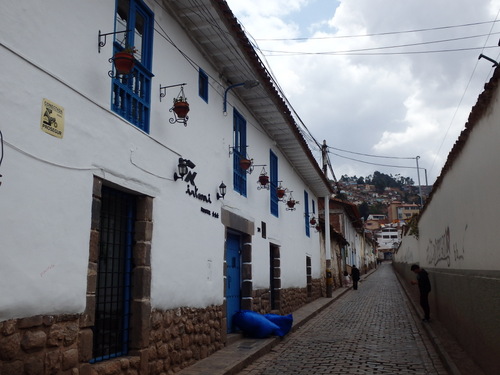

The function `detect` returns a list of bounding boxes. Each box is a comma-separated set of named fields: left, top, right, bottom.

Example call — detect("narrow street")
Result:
left=237, top=263, right=448, bottom=375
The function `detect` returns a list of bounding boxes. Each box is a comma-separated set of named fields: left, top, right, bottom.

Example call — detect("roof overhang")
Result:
left=162, top=0, right=333, bottom=197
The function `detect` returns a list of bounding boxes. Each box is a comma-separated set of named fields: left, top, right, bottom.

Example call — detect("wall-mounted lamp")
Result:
left=216, top=181, right=227, bottom=200
left=223, top=80, right=260, bottom=115
left=173, top=158, right=195, bottom=181
left=478, top=53, right=499, bottom=67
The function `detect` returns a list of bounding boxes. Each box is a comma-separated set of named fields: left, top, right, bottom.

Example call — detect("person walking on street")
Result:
left=410, top=264, right=431, bottom=322
left=351, top=265, right=360, bottom=290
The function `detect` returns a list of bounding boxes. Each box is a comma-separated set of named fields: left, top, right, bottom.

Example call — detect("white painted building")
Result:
left=376, top=225, right=401, bottom=259
left=0, top=1, right=332, bottom=373
left=394, top=67, right=500, bottom=374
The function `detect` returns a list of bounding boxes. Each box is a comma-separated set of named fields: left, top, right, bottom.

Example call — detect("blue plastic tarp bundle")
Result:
left=233, top=310, right=293, bottom=338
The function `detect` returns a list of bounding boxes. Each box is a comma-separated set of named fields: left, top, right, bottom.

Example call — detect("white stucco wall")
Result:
left=0, top=0, right=325, bottom=320
left=397, top=84, right=500, bottom=271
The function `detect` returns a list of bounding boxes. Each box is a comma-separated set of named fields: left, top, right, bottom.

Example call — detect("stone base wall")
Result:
left=252, top=278, right=325, bottom=316
left=0, top=305, right=225, bottom=375
left=148, top=305, right=225, bottom=375
left=252, top=289, right=272, bottom=314
left=0, top=314, right=87, bottom=375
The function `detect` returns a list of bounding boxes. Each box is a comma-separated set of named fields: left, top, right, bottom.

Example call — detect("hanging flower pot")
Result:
left=310, top=217, right=317, bottom=226
left=277, top=187, right=286, bottom=199
left=173, top=99, right=190, bottom=119
left=259, top=174, right=269, bottom=186
left=113, top=48, right=136, bottom=75
left=240, top=158, right=253, bottom=171
left=315, top=224, right=321, bottom=232
left=286, top=199, right=296, bottom=209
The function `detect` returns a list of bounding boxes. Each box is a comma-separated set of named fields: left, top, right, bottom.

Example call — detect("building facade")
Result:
left=0, top=1, right=333, bottom=373
left=394, top=68, right=500, bottom=374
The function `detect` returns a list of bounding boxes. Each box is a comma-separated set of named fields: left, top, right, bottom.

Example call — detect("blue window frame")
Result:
left=304, top=191, right=310, bottom=237
left=270, top=151, right=279, bottom=217
left=199, top=68, right=208, bottom=103
left=112, top=0, right=154, bottom=132
left=233, top=110, right=247, bottom=196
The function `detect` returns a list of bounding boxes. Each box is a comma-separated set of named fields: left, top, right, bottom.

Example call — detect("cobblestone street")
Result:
left=236, top=263, right=449, bottom=375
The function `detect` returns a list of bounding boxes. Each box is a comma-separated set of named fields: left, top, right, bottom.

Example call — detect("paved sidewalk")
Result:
left=176, top=263, right=473, bottom=375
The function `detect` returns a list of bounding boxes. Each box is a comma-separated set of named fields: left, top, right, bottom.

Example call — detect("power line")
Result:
left=255, top=20, right=500, bottom=41
left=329, top=151, right=418, bottom=169
left=329, top=146, right=415, bottom=160
left=260, top=32, right=500, bottom=56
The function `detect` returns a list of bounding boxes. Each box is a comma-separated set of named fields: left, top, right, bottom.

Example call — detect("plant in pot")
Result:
left=239, top=157, right=253, bottom=171
left=258, top=173, right=269, bottom=186
left=277, top=186, right=287, bottom=199
left=113, top=46, right=137, bottom=75
left=172, top=93, right=190, bottom=119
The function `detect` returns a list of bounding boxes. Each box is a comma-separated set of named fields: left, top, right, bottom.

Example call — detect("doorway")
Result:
left=226, top=232, right=241, bottom=333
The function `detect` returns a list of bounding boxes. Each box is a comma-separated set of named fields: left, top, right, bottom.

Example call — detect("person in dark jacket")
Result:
left=410, top=264, right=431, bottom=322
left=351, top=265, right=360, bottom=290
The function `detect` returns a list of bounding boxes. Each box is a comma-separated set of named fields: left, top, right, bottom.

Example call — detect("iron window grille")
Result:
left=91, top=186, right=135, bottom=363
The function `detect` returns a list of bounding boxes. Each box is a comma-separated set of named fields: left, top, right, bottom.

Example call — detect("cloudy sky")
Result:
left=225, top=0, right=500, bottom=185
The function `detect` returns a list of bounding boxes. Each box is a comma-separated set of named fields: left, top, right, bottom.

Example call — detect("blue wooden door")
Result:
left=226, top=233, right=241, bottom=333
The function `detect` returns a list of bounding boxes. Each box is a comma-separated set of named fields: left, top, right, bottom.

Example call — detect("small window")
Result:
left=233, top=110, right=247, bottom=196
left=304, top=191, right=310, bottom=237
left=199, top=69, right=208, bottom=103
left=270, top=151, right=278, bottom=217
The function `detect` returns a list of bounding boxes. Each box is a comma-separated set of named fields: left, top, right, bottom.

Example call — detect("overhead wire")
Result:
left=255, top=20, right=500, bottom=41
left=329, top=151, right=418, bottom=169
left=429, top=9, right=500, bottom=175
left=260, top=33, right=500, bottom=56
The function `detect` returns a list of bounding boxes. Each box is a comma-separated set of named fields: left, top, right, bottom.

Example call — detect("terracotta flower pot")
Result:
left=113, top=52, right=135, bottom=74
left=240, top=158, right=252, bottom=171
left=310, top=217, right=317, bottom=226
left=277, top=188, right=286, bottom=199
left=173, top=101, right=190, bottom=119
left=259, top=175, right=269, bottom=186
left=287, top=200, right=296, bottom=209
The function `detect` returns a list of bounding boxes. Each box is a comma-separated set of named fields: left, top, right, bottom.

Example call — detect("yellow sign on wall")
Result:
left=40, top=98, right=64, bottom=138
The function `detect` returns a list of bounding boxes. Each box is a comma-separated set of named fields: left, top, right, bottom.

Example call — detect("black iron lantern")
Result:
left=217, top=181, right=227, bottom=200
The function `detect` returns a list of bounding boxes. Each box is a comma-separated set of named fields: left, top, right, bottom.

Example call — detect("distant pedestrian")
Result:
left=351, top=265, right=360, bottom=290
left=410, top=264, right=431, bottom=322
left=343, top=271, right=351, bottom=287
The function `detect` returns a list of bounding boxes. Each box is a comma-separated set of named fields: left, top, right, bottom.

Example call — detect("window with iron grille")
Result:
left=304, top=190, right=310, bottom=237
left=233, top=109, right=247, bottom=196
left=91, top=186, right=135, bottom=363
left=270, top=150, right=278, bottom=217
left=112, top=0, right=154, bottom=132
left=199, top=68, right=208, bottom=103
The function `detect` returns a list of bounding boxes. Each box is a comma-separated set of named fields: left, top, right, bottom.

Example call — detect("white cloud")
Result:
left=226, top=0, right=500, bottom=184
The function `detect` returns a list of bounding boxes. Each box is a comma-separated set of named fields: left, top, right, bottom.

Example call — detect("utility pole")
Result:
left=322, top=140, right=332, bottom=297
left=415, top=156, right=423, bottom=207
